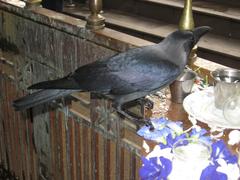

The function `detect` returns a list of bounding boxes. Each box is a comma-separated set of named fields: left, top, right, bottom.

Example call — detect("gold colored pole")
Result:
left=179, top=0, right=197, bottom=66
left=25, top=0, right=42, bottom=8
left=86, top=0, right=105, bottom=30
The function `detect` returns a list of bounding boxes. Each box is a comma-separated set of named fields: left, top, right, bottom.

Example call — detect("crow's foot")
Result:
left=115, top=106, right=154, bottom=131
left=138, top=98, right=154, bottom=110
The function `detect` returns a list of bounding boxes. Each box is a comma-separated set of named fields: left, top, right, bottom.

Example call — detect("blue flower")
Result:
left=139, top=156, right=172, bottom=180
left=211, top=140, right=238, bottom=164
left=189, top=127, right=212, bottom=144
left=200, top=164, right=227, bottom=180
left=137, top=117, right=183, bottom=143
left=139, top=118, right=239, bottom=179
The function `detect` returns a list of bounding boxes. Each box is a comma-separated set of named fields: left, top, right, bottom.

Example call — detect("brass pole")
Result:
left=86, top=0, right=105, bottom=30
left=25, top=0, right=42, bottom=8
left=179, top=0, right=197, bottom=66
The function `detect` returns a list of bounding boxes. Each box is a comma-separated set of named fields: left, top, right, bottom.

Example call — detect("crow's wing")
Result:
left=72, top=47, right=180, bottom=95
left=108, top=60, right=180, bottom=95
left=30, top=44, right=181, bottom=95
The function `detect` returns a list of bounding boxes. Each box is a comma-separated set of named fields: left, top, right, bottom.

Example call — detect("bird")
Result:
left=13, top=26, right=210, bottom=126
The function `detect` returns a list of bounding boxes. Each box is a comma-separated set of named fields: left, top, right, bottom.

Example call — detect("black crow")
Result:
left=13, top=26, right=210, bottom=125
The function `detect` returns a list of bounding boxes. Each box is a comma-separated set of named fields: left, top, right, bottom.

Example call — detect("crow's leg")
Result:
left=137, top=97, right=154, bottom=110
left=112, top=92, right=155, bottom=130
left=114, top=104, right=154, bottom=130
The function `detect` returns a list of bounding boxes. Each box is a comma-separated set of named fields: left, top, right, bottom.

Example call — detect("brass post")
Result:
left=179, top=0, right=197, bottom=66
left=25, top=0, right=42, bottom=8
left=86, top=0, right=105, bottom=30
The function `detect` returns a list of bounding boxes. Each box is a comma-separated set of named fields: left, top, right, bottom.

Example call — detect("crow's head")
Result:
left=161, top=26, right=211, bottom=68
left=167, top=26, right=211, bottom=51
left=192, top=26, right=211, bottom=45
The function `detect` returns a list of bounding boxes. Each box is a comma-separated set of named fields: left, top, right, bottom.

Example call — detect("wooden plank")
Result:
left=50, top=110, right=57, bottom=180
left=15, top=112, right=23, bottom=179
left=120, top=148, right=131, bottom=180
left=68, top=117, right=77, bottom=180
left=79, top=125, right=93, bottom=180
left=59, top=112, right=68, bottom=180
left=16, top=92, right=27, bottom=180
left=108, top=140, right=117, bottom=180
left=121, top=127, right=142, bottom=151
left=135, top=155, right=142, bottom=180
left=3, top=78, right=12, bottom=171
left=75, top=121, right=82, bottom=180
left=96, top=132, right=105, bottom=180
left=55, top=111, right=62, bottom=180
left=6, top=81, right=17, bottom=175
left=83, top=126, right=93, bottom=179
left=9, top=82, right=21, bottom=177
left=142, top=0, right=240, bottom=21
left=28, top=114, right=38, bottom=180
left=24, top=114, right=31, bottom=180
left=18, top=105, right=27, bottom=179
left=79, top=124, right=85, bottom=180
left=70, top=101, right=90, bottom=122
left=0, top=76, right=7, bottom=168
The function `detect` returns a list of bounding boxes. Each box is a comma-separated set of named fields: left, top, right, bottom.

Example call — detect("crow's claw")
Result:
left=138, top=98, right=154, bottom=110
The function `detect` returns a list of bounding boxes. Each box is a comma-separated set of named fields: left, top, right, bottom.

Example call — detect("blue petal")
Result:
left=211, top=140, right=238, bottom=164
left=159, top=157, right=172, bottom=178
left=200, top=165, right=227, bottom=180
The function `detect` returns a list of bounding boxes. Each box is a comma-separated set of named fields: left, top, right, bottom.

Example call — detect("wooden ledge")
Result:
left=141, top=0, right=240, bottom=22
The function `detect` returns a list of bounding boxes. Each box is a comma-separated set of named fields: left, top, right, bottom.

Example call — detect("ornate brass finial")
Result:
left=86, top=0, right=105, bottom=30
left=179, top=0, right=197, bottom=66
left=25, top=0, right=42, bottom=9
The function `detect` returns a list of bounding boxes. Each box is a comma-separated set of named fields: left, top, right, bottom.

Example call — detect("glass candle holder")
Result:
left=170, top=138, right=212, bottom=180
left=223, top=90, right=240, bottom=125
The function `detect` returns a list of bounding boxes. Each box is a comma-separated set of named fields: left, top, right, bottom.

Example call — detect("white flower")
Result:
left=216, top=158, right=240, bottom=180
left=146, top=145, right=173, bottom=162
left=228, top=130, right=240, bottom=145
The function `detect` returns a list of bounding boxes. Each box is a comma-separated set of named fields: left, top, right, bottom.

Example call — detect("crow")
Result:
left=13, top=26, right=210, bottom=125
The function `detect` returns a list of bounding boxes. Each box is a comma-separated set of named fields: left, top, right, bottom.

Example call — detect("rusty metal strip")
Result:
left=80, top=125, right=93, bottom=179
left=59, top=111, right=68, bottom=180
left=108, top=140, right=117, bottom=180
left=96, top=132, right=106, bottom=180
left=50, top=110, right=57, bottom=180
left=121, top=148, right=131, bottom=180
left=9, top=82, right=20, bottom=177
left=28, top=113, right=38, bottom=180
left=130, top=151, right=136, bottom=180
left=19, top=108, right=29, bottom=180
left=82, top=126, right=89, bottom=179
left=24, top=113, right=31, bottom=180
left=6, top=81, right=17, bottom=174
left=0, top=76, right=7, bottom=168
left=3, top=77, right=12, bottom=171
left=68, top=117, right=77, bottom=180
left=55, top=111, right=62, bottom=180
left=15, top=112, right=24, bottom=178
left=135, top=155, right=141, bottom=179
left=75, top=121, right=82, bottom=180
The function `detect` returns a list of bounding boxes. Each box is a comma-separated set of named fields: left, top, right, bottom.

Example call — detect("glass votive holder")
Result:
left=223, top=91, right=240, bottom=125
left=170, top=138, right=212, bottom=180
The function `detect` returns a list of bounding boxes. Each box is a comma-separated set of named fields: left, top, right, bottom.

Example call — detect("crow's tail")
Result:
left=13, top=89, right=78, bottom=111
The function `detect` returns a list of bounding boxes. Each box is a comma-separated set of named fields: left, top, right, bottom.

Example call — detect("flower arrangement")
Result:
left=137, top=117, right=240, bottom=180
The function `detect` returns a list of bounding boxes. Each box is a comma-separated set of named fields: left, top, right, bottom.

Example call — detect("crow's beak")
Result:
left=193, top=26, right=211, bottom=44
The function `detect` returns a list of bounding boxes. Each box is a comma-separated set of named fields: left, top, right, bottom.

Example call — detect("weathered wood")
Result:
left=68, top=117, right=77, bottom=180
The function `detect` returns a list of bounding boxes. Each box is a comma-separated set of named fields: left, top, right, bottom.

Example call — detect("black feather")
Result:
left=12, top=89, right=77, bottom=111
